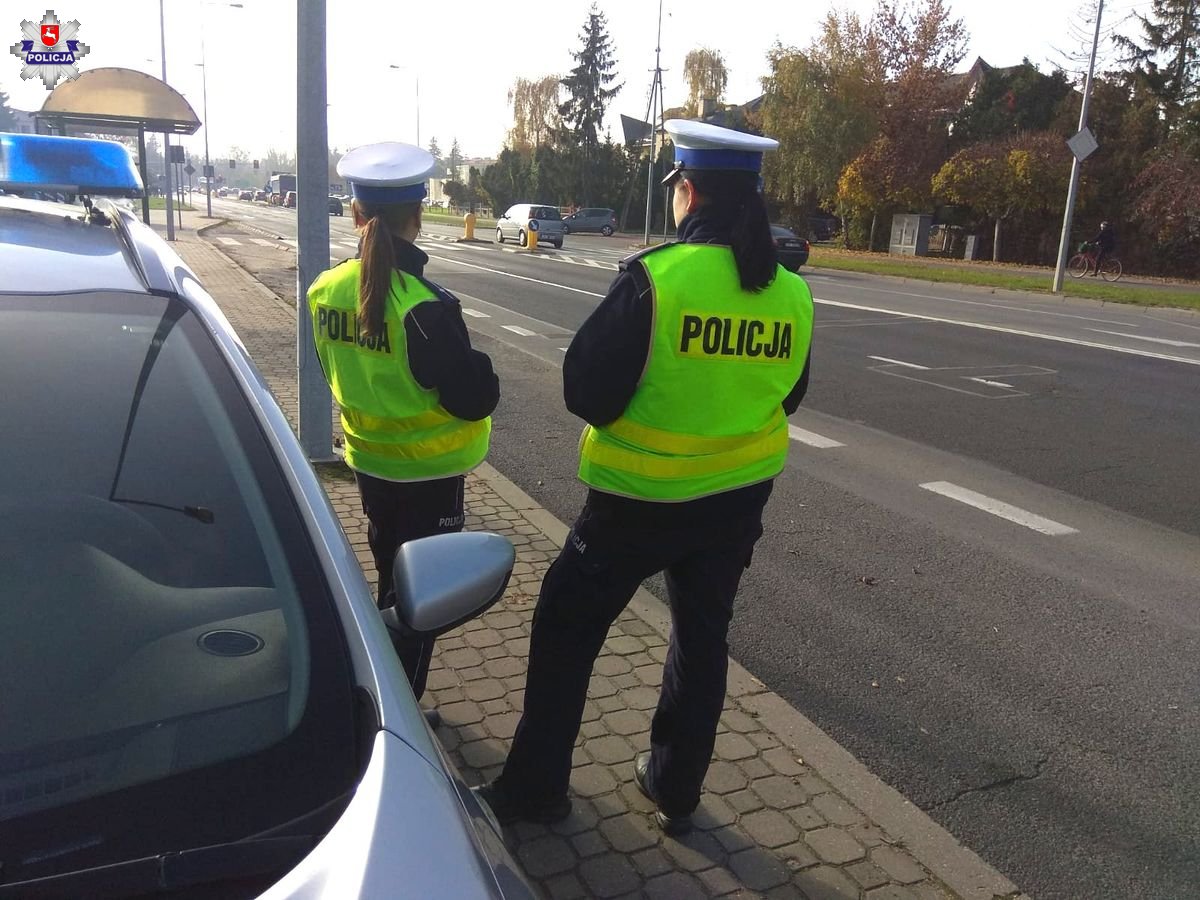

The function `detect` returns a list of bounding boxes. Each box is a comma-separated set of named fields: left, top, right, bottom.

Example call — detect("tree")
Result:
left=427, top=137, right=443, bottom=175
left=683, top=48, right=729, bottom=116
left=508, top=76, right=562, bottom=153
left=443, top=180, right=471, bottom=208
left=760, top=10, right=884, bottom=230
left=949, top=60, right=1073, bottom=148
left=560, top=5, right=621, bottom=202
left=1129, top=142, right=1200, bottom=276
left=447, top=139, right=463, bottom=181
left=1115, top=0, right=1199, bottom=131
left=0, top=88, right=16, bottom=131
left=481, top=148, right=533, bottom=216
left=932, top=132, right=1070, bottom=260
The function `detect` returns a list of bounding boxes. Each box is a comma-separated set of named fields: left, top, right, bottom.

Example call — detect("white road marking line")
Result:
left=1085, top=329, right=1200, bottom=348
left=282, top=239, right=297, bottom=247
left=814, top=279, right=1141, bottom=326
left=250, top=238, right=278, bottom=247
left=216, top=236, right=241, bottom=246
left=584, top=259, right=611, bottom=268
left=462, top=309, right=490, bottom=318
left=559, top=347, right=569, bottom=352
left=919, top=481, right=1078, bottom=536
left=868, top=355, right=930, bottom=370
left=340, top=240, right=359, bottom=249
left=817, top=297, right=1200, bottom=367
left=787, top=425, right=845, bottom=449
left=968, top=377, right=1014, bottom=388
left=502, top=325, right=537, bottom=337
left=424, top=253, right=605, bottom=299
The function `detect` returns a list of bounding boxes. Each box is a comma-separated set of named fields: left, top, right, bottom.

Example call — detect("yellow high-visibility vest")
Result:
left=578, top=243, right=813, bottom=501
left=307, top=260, right=490, bottom=481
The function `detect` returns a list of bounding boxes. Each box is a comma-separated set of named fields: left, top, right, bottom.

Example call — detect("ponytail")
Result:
left=682, top=170, right=777, bottom=292
left=352, top=198, right=422, bottom=338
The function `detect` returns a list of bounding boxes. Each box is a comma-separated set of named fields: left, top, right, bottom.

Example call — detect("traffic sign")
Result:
left=1067, top=128, right=1099, bottom=162
left=184, top=163, right=196, bottom=176
left=203, top=164, right=215, bottom=178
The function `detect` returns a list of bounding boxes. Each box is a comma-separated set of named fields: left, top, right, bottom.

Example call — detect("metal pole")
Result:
left=200, top=22, right=211, bottom=218
left=297, top=0, right=333, bottom=460
left=643, top=0, right=664, bottom=245
left=138, top=126, right=151, bottom=224
left=1052, top=0, right=1104, bottom=293
left=416, top=76, right=420, bottom=146
left=159, top=0, right=175, bottom=241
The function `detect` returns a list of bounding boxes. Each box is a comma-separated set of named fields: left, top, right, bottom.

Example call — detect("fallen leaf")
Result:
left=896, top=676, right=906, bottom=684
left=859, top=576, right=877, bottom=586
left=871, top=679, right=880, bottom=688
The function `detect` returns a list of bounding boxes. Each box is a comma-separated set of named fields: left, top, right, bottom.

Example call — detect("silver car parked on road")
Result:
left=496, top=203, right=565, bottom=249
left=0, top=132, right=534, bottom=900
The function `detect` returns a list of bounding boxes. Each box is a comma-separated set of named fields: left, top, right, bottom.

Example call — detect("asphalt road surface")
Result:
left=209, top=197, right=1200, bottom=899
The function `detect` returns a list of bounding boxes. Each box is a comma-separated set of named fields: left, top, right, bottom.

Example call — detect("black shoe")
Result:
left=633, top=752, right=693, bottom=836
left=474, top=780, right=572, bottom=826
left=422, top=708, right=441, bottom=730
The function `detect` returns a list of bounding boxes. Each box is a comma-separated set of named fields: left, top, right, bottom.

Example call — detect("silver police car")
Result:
left=0, top=133, right=534, bottom=899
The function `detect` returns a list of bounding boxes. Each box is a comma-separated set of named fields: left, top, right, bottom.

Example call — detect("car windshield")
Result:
left=770, top=225, right=797, bottom=238
left=0, top=290, right=356, bottom=880
left=532, top=206, right=561, bottom=220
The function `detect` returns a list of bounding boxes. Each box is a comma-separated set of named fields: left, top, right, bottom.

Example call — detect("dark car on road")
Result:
left=328, top=195, right=344, bottom=216
left=562, top=207, right=617, bottom=236
left=771, top=225, right=810, bottom=271
left=0, top=132, right=535, bottom=900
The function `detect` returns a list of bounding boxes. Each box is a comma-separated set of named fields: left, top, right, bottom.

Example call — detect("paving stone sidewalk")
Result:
left=165, top=218, right=1023, bottom=900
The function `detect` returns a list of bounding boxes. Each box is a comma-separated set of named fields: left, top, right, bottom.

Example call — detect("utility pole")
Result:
left=1052, top=0, right=1104, bottom=293
left=296, top=0, right=333, bottom=459
left=159, top=0, right=174, bottom=241
left=642, top=0, right=666, bottom=246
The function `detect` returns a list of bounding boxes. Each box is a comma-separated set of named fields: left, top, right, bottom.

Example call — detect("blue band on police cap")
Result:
left=350, top=181, right=428, bottom=205
left=675, top=148, right=763, bottom=173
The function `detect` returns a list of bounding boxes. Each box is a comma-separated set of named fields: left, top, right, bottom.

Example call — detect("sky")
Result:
left=4, top=0, right=1150, bottom=164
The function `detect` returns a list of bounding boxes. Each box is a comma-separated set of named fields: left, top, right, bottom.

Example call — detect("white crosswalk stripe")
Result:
left=216, top=236, right=241, bottom=246
left=250, top=238, right=278, bottom=247
left=920, top=481, right=1078, bottom=536
left=502, top=325, right=537, bottom=337
left=462, top=309, right=490, bottom=318
left=788, top=426, right=845, bottom=449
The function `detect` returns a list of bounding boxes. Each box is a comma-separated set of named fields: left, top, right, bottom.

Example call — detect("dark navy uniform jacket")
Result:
left=563, top=210, right=812, bottom=522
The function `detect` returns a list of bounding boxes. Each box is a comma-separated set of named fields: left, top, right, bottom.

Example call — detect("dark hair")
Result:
left=682, top=169, right=777, bottom=292
left=351, top=198, right=422, bottom=338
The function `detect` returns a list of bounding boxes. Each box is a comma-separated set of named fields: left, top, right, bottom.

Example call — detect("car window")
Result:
left=0, top=290, right=356, bottom=877
left=533, top=206, right=562, bottom=221
left=771, top=225, right=797, bottom=238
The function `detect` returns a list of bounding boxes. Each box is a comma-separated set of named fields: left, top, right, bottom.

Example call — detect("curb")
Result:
left=473, top=461, right=1024, bottom=900
left=193, top=224, right=295, bottom=314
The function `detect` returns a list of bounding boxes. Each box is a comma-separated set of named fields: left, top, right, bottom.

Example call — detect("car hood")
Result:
left=259, top=730, right=530, bottom=899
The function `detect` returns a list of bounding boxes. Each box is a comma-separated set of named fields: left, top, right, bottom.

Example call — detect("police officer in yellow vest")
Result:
left=307, top=142, right=498, bottom=709
left=479, top=121, right=813, bottom=833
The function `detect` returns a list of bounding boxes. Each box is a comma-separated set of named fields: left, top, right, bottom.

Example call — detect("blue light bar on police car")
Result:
left=0, top=132, right=143, bottom=198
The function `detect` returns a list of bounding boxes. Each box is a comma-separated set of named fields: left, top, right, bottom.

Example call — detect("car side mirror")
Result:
left=381, top=532, right=514, bottom=638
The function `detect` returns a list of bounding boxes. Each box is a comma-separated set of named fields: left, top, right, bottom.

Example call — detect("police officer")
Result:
left=307, top=142, right=499, bottom=713
left=478, top=121, right=813, bottom=834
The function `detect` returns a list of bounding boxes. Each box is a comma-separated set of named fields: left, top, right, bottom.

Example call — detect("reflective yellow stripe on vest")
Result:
left=578, top=243, right=813, bottom=501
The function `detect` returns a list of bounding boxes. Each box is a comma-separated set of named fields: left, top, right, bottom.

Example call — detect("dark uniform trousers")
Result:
left=355, top=472, right=466, bottom=699
left=499, top=489, right=767, bottom=817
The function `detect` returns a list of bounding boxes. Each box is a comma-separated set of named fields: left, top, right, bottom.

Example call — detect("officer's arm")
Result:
left=563, top=266, right=652, bottom=426
left=405, top=297, right=500, bottom=421
left=781, top=353, right=811, bottom=415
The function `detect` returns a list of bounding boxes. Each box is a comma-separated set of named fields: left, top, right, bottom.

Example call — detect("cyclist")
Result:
left=1089, top=221, right=1116, bottom=275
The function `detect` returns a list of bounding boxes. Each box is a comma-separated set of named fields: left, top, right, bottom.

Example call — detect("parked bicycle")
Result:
left=1068, top=242, right=1123, bottom=281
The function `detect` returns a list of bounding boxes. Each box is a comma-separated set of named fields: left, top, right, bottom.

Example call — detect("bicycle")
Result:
left=1068, top=242, right=1123, bottom=282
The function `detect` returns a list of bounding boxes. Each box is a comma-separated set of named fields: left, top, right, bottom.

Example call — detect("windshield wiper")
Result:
left=0, top=834, right=317, bottom=899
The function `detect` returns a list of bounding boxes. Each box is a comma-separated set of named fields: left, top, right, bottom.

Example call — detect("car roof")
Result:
left=1, top=194, right=204, bottom=299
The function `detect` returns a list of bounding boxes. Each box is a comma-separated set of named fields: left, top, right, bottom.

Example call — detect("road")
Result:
left=209, top=197, right=1200, bottom=899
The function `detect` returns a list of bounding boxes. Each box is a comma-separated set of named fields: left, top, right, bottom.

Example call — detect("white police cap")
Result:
left=662, top=119, right=779, bottom=184
left=337, top=141, right=436, bottom=205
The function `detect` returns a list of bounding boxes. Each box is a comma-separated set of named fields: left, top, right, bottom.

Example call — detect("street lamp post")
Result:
left=158, top=0, right=174, bottom=241
left=197, top=3, right=243, bottom=219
